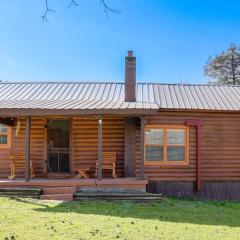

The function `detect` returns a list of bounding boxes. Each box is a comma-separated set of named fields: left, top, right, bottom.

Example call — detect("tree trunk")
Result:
left=231, top=54, right=236, bottom=85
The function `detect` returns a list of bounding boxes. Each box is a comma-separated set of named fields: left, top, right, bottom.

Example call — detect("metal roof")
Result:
left=0, top=82, right=240, bottom=114
left=144, top=83, right=240, bottom=111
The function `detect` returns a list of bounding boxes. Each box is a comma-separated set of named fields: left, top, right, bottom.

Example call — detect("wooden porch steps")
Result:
left=40, top=194, right=73, bottom=201
left=40, top=186, right=76, bottom=201
left=74, top=192, right=162, bottom=201
left=0, top=188, right=41, bottom=198
left=43, top=186, right=76, bottom=195
left=0, top=178, right=149, bottom=201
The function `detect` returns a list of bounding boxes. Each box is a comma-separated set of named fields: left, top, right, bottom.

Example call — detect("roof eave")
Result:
left=0, top=108, right=159, bottom=117
left=158, top=108, right=240, bottom=113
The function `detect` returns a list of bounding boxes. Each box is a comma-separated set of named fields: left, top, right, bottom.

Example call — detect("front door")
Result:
left=47, top=120, right=70, bottom=173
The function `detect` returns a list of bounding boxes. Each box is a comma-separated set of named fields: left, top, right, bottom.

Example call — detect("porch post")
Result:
left=98, top=115, right=103, bottom=181
left=25, top=116, right=31, bottom=182
left=140, top=115, right=145, bottom=180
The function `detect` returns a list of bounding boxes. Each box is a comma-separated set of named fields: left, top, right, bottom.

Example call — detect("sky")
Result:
left=0, top=0, right=239, bottom=84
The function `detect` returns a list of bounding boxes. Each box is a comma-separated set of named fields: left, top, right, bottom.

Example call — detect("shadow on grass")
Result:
left=10, top=196, right=47, bottom=207
left=33, top=197, right=240, bottom=227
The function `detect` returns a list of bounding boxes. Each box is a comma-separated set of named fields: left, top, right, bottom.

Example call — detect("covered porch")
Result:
left=0, top=113, right=148, bottom=184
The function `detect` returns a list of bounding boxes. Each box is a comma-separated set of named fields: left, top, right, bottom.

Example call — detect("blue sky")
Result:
left=0, top=0, right=239, bottom=84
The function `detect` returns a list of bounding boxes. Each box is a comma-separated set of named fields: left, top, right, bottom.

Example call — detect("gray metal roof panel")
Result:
left=0, top=99, right=158, bottom=110
left=1, top=82, right=240, bottom=111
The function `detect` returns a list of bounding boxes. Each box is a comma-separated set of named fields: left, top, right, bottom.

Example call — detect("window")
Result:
left=0, top=124, right=11, bottom=148
left=145, top=126, right=189, bottom=165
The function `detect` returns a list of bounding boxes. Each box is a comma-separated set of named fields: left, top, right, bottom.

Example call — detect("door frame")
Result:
left=43, top=117, right=73, bottom=176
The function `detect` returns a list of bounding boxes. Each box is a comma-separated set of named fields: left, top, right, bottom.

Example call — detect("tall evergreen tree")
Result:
left=205, top=44, right=240, bottom=85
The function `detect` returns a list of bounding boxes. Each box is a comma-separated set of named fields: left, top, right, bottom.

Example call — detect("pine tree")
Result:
left=205, top=44, right=240, bottom=85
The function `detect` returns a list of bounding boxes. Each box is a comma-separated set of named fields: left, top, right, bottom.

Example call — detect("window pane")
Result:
left=0, top=126, right=8, bottom=145
left=0, top=127, right=8, bottom=135
left=167, top=129, right=185, bottom=145
left=145, top=146, right=163, bottom=161
left=167, top=146, right=185, bottom=161
left=0, top=135, right=7, bottom=144
left=145, top=129, right=163, bottom=145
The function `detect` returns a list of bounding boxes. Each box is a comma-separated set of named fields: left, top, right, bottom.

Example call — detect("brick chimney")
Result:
left=125, top=50, right=136, bottom=102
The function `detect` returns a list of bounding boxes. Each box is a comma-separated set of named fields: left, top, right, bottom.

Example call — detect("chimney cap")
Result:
left=127, top=50, right=134, bottom=57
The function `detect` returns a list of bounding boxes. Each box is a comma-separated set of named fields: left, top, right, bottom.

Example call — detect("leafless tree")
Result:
left=41, top=0, right=56, bottom=22
left=41, top=0, right=121, bottom=22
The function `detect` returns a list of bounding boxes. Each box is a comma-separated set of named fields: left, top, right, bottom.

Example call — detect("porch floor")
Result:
left=0, top=178, right=148, bottom=192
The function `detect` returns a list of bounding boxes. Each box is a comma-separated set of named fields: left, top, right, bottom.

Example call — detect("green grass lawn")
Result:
left=0, top=197, right=240, bottom=240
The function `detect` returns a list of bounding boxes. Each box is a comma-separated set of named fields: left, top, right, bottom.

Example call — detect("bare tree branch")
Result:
left=41, top=0, right=56, bottom=22
left=67, top=0, right=79, bottom=9
left=99, top=0, right=121, bottom=17
left=41, top=0, right=120, bottom=22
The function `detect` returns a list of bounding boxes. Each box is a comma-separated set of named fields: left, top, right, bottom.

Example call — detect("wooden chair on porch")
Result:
left=8, top=153, right=35, bottom=180
left=95, top=151, right=117, bottom=178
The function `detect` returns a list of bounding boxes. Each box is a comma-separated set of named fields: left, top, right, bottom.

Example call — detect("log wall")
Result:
left=72, top=116, right=125, bottom=177
left=1, top=111, right=240, bottom=182
left=137, top=112, right=240, bottom=182
left=0, top=116, right=125, bottom=178
left=0, top=118, right=45, bottom=178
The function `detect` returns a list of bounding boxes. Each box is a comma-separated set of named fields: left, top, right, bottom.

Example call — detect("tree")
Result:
left=205, top=44, right=240, bottom=85
left=42, top=0, right=121, bottom=22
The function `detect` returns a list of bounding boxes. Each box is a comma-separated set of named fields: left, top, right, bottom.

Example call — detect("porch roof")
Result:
left=1, top=81, right=240, bottom=114
left=0, top=99, right=158, bottom=115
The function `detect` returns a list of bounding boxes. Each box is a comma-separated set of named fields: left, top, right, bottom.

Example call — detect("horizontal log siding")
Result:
left=137, top=112, right=240, bottom=181
left=0, top=118, right=45, bottom=178
left=0, top=116, right=124, bottom=179
left=72, top=116, right=125, bottom=177
left=1, top=111, right=239, bottom=182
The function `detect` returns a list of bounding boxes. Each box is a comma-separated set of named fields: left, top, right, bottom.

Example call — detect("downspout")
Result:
left=185, top=119, right=203, bottom=191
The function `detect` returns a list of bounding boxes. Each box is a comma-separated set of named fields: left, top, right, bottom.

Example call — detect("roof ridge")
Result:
left=1, top=81, right=240, bottom=87
left=0, top=81, right=125, bottom=84
left=138, top=82, right=240, bottom=87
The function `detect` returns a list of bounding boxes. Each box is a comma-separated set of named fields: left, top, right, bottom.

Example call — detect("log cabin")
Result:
left=1, top=50, right=240, bottom=200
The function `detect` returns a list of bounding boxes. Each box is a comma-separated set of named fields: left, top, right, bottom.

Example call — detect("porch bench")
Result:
left=95, top=152, right=117, bottom=178
left=8, top=153, right=35, bottom=180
